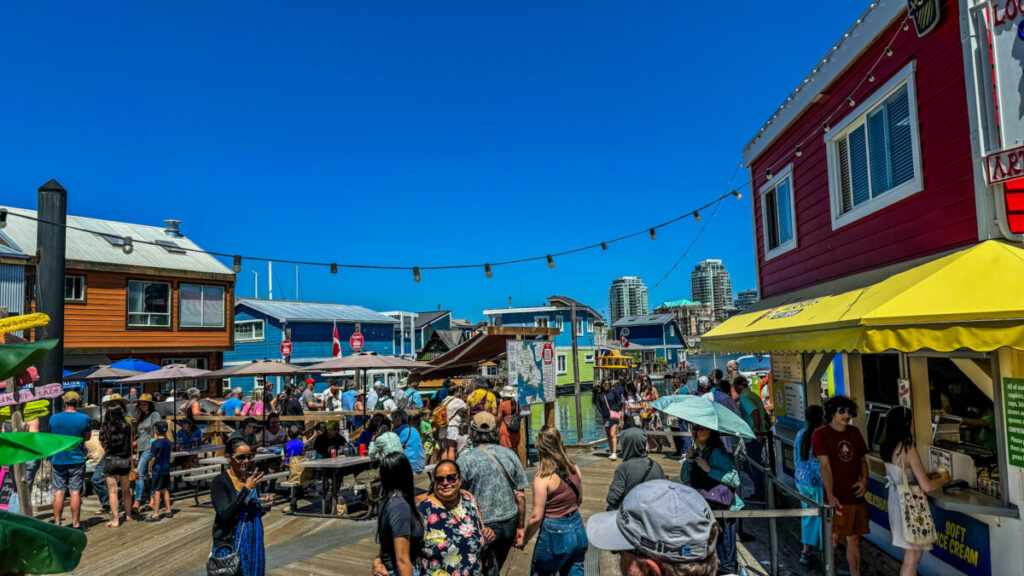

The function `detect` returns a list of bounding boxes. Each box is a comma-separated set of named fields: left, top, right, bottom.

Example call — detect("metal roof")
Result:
left=612, top=314, right=677, bottom=327
left=0, top=206, right=232, bottom=276
left=0, top=229, right=28, bottom=259
left=237, top=299, right=399, bottom=324
left=414, top=310, right=450, bottom=329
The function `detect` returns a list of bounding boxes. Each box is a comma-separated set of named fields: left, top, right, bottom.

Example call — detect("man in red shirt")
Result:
left=812, top=395, right=868, bottom=576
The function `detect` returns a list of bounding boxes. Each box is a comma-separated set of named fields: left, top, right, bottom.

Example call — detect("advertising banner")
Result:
left=506, top=341, right=557, bottom=405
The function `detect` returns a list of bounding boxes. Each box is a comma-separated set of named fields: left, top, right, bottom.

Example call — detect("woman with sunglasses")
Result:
left=373, top=452, right=423, bottom=576
left=210, top=437, right=268, bottom=576
left=521, top=425, right=588, bottom=576
left=415, top=459, right=493, bottom=576
left=680, top=422, right=743, bottom=575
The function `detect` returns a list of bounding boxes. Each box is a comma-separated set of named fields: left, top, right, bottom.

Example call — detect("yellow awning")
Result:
left=703, top=241, right=1024, bottom=354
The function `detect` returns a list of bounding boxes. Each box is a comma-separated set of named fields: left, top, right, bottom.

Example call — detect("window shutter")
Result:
left=839, top=139, right=853, bottom=213
left=868, top=109, right=891, bottom=194
left=848, top=126, right=870, bottom=207
left=887, top=86, right=914, bottom=187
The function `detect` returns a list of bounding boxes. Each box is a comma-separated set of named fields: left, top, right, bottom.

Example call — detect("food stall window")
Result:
left=862, top=354, right=901, bottom=453
left=927, top=358, right=999, bottom=497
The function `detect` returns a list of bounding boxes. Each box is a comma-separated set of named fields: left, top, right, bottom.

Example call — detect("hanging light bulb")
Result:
left=233, top=255, right=242, bottom=274
left=886, top=48, right=893, bottom=57
left=692, top=211, right=701, bottom=222
left=868, top=73, right=875, bottom=82
left=413, top=267, right=421, bottom=282
left=601, top=242, right=608, bottom=251
left=0, top=208, right=6, bottom=229
left=330, top=263, right=338, bottom=274
left=823, top=122, right=831, bottom=133
left=122, top=236, right=133, bottom=255
left=766, top=168, right=773, bottom=180
left=903, top=21, right=909, bottom=31
left=847, top=97, right=856, bottom=107
left=484, top=263, right=493, bottom=278
left=795, top=146, right=803, bottom=157
left=546, top=255, right=555, bottom=269
left=649, top=228, right=656, bottom=240
left=731, top=190, right=743, bottom=200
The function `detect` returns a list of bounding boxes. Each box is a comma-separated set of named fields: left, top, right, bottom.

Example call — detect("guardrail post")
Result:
left=822, top=506, right=834, bottom=576
left=767, top=475, right=778, bottom=576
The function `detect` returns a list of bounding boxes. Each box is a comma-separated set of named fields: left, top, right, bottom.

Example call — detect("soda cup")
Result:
left=359, top=444, right=367, bottom=456
left=331, top=448, right=337, bottom=458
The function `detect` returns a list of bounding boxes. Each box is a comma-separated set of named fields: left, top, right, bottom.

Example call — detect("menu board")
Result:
left=1002, top=377, right=1024, bottom=468
left=771, top=353, right=803, bottom=382
left=783, top=382, right=806, bottom=422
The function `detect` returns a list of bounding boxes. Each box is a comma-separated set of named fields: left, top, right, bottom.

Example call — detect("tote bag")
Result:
left=895, top=450, right=937, bottom=547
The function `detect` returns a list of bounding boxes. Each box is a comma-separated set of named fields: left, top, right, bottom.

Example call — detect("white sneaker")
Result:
left=609, top=454, right=617, bottom=461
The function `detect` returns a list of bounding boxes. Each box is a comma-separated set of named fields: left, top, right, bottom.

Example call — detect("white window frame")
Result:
left=556, top=353, right=568, bottom=375
left=179, top=283, right=226, bottom=328
left=825, top=62, right=924, bottom=230
left=576, top=318, right=586, bottom=337
left=584, top=352, right=595, bottom=364
left=234, top=319, right=265, bottom=342
left=64, top=275, right=86, bottom=302
left=759, top=163, right=798, bottom=260
left=669, top=324, right=676, bottom=338
left=534, top=316, right=549, bottom=328
left=127, top=280, right=172, bottom=327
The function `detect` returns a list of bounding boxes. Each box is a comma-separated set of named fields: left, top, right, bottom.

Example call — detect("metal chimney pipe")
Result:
left=37, top=179, right=67, bottom=388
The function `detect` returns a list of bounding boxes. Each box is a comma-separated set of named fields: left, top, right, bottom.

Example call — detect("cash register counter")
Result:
left=866, top=455, right=1018, bottom=518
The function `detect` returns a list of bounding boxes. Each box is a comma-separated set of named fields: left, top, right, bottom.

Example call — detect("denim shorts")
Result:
left=603, top=418, right=619, bottom=428
left=52, top=463, right=87, bottom=493
left=532, top=512, right=588, bottom=576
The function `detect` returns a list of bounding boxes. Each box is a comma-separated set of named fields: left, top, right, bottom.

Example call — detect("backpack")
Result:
left=432, top=398, right=452, bottom=429
left=469, top=391, right=491, bottom=417
left=503, top=400, right=522, bottom=434
left=375, top=399, right=386, bottom=411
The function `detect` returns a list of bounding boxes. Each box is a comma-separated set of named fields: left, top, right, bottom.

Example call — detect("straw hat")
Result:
left=137, top=393, right=155, bottom=404
left=102, top=394, right=127, bottom=409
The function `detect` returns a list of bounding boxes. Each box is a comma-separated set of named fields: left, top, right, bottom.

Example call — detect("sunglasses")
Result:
left=837, top=407, right=858, bottom=417
left=435, top=473, right=459, bottom=485
left=232, top=454, right=253, bottom=461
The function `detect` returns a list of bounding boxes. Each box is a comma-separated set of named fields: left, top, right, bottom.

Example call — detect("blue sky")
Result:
left=0, top=1, right=866, bottom=321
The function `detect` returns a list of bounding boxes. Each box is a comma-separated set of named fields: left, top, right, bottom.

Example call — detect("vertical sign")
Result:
left=507, top=341, right=557, bottom=405
left=1002, top=377, right=1024, bottom=467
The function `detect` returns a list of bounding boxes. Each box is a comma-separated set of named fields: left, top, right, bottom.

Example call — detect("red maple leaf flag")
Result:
left=332, top=321, right=342, bottom=358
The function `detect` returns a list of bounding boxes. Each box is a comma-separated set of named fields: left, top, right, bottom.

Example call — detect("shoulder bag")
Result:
left=504, top=400, right=523, bottom=434
left=602, top=394, right=620, bottom=421
left=206, top=545, right=241, bottom=576
left=895, top=449, right=937, bottom=546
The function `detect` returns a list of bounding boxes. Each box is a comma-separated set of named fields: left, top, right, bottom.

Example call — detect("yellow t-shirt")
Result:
left=466, top=389, right=497, bottom=413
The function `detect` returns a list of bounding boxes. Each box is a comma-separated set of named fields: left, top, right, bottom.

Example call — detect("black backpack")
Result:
left=504, top=400, right=522, bottom=434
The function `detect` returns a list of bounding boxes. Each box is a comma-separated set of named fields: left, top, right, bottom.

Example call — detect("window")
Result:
left=576, top=319, right=586, bottom=337
left=584, top=352, right=594, bottom=363
left=235, top=319, right=265, bottom=342
left=556, top=354, right=567, bottom=375
left=161, top=357, right=209, bottom=392
left=760, top=164, right=797, bottom=259
left=65, top=275, right=85, bottom=302
left=127, top=280, right=171, bottom=327
left=180, top=284, right=225, bottom=328
left=535, top=316, right=549, bottom=328
left=826, top=63, right=922, bottom=229
left=669, top=325, right=676, bottom=338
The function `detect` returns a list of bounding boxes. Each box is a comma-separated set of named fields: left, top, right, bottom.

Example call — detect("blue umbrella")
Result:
left=109, top=358, right=160, bottom=372
left=652, top=395, right=756, bottom=439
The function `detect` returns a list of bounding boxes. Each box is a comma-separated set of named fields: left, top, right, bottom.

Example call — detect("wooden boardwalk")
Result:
left=58, top=451, right=773, bottom=576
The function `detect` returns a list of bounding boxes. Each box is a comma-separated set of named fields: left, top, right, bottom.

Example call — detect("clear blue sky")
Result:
left=0, top=1, right=865, bottom=321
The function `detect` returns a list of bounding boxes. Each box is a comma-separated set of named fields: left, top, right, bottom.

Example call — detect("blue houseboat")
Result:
left=612, top=314, right=688, bottom=370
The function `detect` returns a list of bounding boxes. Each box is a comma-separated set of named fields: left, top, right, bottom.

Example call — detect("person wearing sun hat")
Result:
left=586, top=479, right=722, bottom=576
left=132, top=392, right=163, bottom=515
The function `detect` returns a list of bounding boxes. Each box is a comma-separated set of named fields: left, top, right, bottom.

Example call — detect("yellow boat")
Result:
left=594, top=350, right=635, bottom=370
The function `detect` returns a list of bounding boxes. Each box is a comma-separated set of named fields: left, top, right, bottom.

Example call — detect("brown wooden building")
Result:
left=0, top=207, right=235, bottom=397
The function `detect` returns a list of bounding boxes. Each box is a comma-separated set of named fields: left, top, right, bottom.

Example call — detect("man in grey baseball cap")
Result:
left=586, top=479, right=721, bottom=576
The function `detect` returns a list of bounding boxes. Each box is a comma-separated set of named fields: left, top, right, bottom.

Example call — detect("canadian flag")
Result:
left=332, top=321, right=342, bottom=358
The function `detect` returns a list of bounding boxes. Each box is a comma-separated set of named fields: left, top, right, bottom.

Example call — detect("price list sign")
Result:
left=1002, top=377, right=1024, bottom=468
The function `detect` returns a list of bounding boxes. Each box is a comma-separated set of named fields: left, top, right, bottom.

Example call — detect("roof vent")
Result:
left=164, top=219, right=183, bottom=238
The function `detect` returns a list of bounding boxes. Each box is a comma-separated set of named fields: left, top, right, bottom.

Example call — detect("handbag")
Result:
left=602, top=394, right=620, bottom=421
left=206, top=545, right=241, bottom=576
left=894, top=449, right=937, bottom=546
left=698, top=484, right=734, bottom=509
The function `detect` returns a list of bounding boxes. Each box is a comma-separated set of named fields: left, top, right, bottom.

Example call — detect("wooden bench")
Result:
left=182, top=471, right=222, bottom=505
left=171, top=464, right=220, bottom=479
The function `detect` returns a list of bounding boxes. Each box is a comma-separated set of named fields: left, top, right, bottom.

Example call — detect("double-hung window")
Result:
left=760, top=164, right=797, bottom=259
left=65, top=275, right=86, bottom=302
left=180, top=284, right=226, bottom=328
left=826, top=63, right=923, bottom=229
left=535, top=316, right=550, bottom=328
left=127, top=280, right=171, bottom=327
left=556, top=354, right=568, bottom=375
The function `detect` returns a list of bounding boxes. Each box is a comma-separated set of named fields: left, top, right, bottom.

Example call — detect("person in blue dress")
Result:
left=794, top=404, right=825, bottom=566
left=210, top=437, right=268, bottom=576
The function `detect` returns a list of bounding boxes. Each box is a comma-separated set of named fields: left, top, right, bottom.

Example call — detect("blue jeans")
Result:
left=134, top=449, right=151, bottom=503
left=717, top=519, right=737, bottom=574
left=91, top=458, right=110, bottom=509
left=746, top=438, right=766, bottom=501
left=797, top=483, right=823, bottom=548
left=7, top=458, right=42, bottom=515
left=531, top=512, right=588, bottom=576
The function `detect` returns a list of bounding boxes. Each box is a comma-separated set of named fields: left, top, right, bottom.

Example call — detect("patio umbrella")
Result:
left=109, top=358, right=161, bottom=372
left=0, top=432, right=82, bottom=467
left=306, top=352, right=427, bottom=433
left=652, top=395, right=755, bottom=440
left=0, top=509, right=86, bottom=574
left=63, top=365, right=142, bottom=382
left=118, top=364, right=212, bottom=449
left=0, top=339, right=59, bottom=383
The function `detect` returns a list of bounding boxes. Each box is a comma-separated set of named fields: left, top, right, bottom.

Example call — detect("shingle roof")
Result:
left=0, top=206, right=231, bottom=275
left=238, top=299, right=398, bottom=324
left=415, top=310, right=450, bottom=329
left=612, top=314, right=677, bottom=327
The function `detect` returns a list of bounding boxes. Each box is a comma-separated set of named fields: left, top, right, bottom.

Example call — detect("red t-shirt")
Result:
left=811, top=424, right=867, bottom=505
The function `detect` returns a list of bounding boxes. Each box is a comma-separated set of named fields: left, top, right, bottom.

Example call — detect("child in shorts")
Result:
left=418, top=407, right=437, bottom=465
left=147, top=421, right=173, bottom=521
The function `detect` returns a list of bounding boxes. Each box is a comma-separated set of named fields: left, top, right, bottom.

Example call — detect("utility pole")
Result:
left=570, top=304, right=583, bottom=444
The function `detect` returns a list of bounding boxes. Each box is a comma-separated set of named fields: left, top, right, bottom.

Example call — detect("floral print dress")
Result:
left=416, top=490, right=486, bottom=576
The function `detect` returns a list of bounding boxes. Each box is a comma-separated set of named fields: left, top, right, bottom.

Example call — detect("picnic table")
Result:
left=299, top=456, right=373, bottom=517
left=171, top=444, right=223, bottom=459
left=198, top=452, right=280, bottom=466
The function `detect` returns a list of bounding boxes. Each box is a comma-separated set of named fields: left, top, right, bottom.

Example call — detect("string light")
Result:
left=484, top=263, right=493, bottom=278
left=795, top=146, right=803, bottom=157
left=766, top=168, right=773, bottom=180
left=546, top=255, right=555, bottom=269
left=868, top=73, right=875, bottom=82
left=886, top=48, right=893, bottom=57
left=649, top=228, right=656, bottom=240
left=693, top=211, right=701, bottom=222
left=847, top=97, right=856, bottom=107
left=233, top=255, right=242, bottom=274
left=903, top=22, right=909, bottom=31
left=731, top=190, right=743, bottom=200
left=330, top=263, right=338, bottom=274
left=122, top=236, right=133, bottom=255
left=601, top=242, right=608, bottom=250
left=823, top=122, right=831, bottom=133
left=413, top=267, right=421, bottom=282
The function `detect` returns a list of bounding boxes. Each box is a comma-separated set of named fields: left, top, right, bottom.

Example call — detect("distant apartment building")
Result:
left=734, top=289, right=759, bottom=311
left=608, top=276, right=649, bottom=325
left=690, top=259, right=733, bottom=320
left=653, top=299, right=716, bottom=348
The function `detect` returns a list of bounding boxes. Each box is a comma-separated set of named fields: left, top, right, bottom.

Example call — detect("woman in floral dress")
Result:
left=416, top=459, right=494, bottom=576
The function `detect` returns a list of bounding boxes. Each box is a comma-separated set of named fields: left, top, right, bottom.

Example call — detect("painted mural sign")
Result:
left=866, top=477, right=992, bottom=576
left=907, top=0, right=941, bottom=37
left=506, top=340, right=556, bottom=406
left=1001, top=377, right=1024, bottom=467
left=0, top=382, right=62, bottom=408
